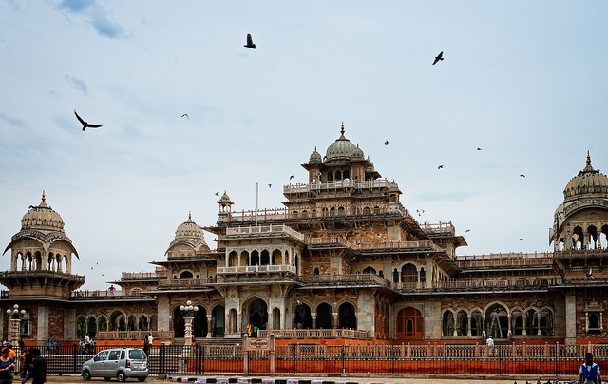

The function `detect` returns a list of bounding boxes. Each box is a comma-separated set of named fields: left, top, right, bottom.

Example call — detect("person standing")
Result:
left=21, top=348, right=45, bottom=384
left=579, top=352, right=601, bottom=384
left=142, top=336, right=149, bottom=356
left=486, top=335, right=495, bottom=356
left=0, top=347, right=15, bottom=384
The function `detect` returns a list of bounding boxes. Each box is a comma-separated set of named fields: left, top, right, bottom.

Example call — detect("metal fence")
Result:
left=18, top=342, right=604, bottom=379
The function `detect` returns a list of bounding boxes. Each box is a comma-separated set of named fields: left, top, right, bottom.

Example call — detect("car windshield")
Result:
left=128, top=349, right=146, bottom=359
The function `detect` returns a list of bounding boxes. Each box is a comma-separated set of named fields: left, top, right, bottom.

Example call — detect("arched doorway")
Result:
left=173, top=307, right=185, bottom=338
left=193, top=306, right=207, bottom=337
left=316, top=302, right=333, bottom=329
left=338, top=302, right=356, bottom=329
left=396, top=307, right=423, bottom=339
left=212, top=305, right=225, bottom=337
left=294, top=302, right=312, bottom=329
left=247, top=299, right=267, bottom=331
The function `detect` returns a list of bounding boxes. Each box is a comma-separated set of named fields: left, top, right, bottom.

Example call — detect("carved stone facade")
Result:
left=2, top=125, right=608, bottom=346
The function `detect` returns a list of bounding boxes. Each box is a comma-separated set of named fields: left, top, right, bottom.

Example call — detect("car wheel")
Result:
left=82, top=370, right=92, bottom=381
left=117, top=372, right=127, bottom=382
left=138, top=377, right=147, bottom=382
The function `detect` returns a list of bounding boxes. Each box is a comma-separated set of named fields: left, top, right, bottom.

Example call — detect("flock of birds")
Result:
left=72, top=35, right=527, bottom=243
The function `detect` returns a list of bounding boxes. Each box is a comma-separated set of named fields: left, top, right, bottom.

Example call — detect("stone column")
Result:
left=332, top=313, right=338, bottom=330
left=453, top=314, right=458, bottom=336
left=311, top=314, right=316, bottom=329
left=467, top=316, right=472, bottom=336
left=522, top=313, right=527, bottom=336
left=206, top=315, right=212, bottom=338
left=507, top=315, right=512, bottom=337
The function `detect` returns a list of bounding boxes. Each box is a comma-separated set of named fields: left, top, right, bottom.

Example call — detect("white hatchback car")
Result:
left=82, top=347, right=148, bottom=382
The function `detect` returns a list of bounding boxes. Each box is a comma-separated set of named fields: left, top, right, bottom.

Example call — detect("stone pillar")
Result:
left=206, top=315, right=212, bottom=338
left=332, top=313, right=338, bottom=330
left=522, top=313, right=527, bottom=336
left=467, top=315, right=472, bottom=336
left=507, top=315, right=512, bottom=337
left=565, top=294, right=577, bottom=345
left=311, top=314, right=316, bottom=329
left=453, top=314, right=458, bottom=336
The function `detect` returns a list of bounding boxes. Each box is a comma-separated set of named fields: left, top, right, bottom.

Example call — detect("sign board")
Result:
left=245, top=337, right=273, bottom=351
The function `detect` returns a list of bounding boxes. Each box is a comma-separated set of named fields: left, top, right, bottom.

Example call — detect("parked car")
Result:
left=82, top=347, right=148, bottom=382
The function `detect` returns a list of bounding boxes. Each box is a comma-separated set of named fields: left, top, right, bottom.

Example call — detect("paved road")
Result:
left=46, top=374, right=579, bottom=384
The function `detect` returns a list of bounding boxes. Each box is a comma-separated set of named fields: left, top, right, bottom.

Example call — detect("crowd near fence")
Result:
left=14, top=341, right=608, bottom=378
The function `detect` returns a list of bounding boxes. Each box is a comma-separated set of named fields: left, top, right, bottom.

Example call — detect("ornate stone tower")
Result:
left=551, top=152, right=608, bottom=253
left=1, top=192, right=85, bottom=298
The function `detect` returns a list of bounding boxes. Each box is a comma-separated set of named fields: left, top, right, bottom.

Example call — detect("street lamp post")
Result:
left=179, top=300, right=198, bottom=373
left=6, top=304, right=27, bottom=348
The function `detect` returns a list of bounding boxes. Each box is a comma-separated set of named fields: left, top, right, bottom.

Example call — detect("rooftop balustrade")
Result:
left=225, top=224, right=305, bottom=242
left=217, top=264, right=297, bottom=275
left=456, top=252, right=554, bottom=268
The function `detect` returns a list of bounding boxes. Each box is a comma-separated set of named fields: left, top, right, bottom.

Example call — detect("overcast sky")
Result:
left=1, top=1, right=607, bottom=291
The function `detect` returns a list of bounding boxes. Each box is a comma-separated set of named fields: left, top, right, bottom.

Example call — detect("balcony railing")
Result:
left=554, top=248, right=608, bottom=258
left=258, top=328, right=371, bottom=339
left=298, top=273, right=390, bottom=287
left=225, top=224, right=305, bottom=242
left=457, top=252, right=554, bottom=268
left=157, top=278, right=216, bottom=288
left=120, top=272, right=162, bottom=280
left=283, top=179, right=399, bottom=194
left=217, top=264, right=297, bottom=275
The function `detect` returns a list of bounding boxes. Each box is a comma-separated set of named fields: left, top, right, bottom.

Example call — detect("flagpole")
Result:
left=255, top=182, right=259, bottom=224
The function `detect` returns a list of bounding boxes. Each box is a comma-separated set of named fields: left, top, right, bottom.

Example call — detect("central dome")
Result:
left=325, top=122, right=357, bottom=161
left=563, top=152, right=608, bottom=200
left=21, top=192, right=65, bottom=232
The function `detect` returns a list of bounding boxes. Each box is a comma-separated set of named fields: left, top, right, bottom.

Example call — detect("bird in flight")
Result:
left=477, top=147, right=482, bottom=151
left=268, top=184, right=272, bottom=188
left=385, top=141, right=389, bottom=145
left=74, top=110, right=103, bottom=131
left=244, top=33, right=256, bottom=49
left=465, top=229, right=471, bottom=233
left=215, top=192, right=220, bottom=196
left=290, top=175, right=295, bottom=180
left=181, top=114, right=189, bottom=119
left=432, top=51, right=444, bottom=65
left=416, top=209, right=425, bottom=216
left=520, top=174, right=526, bottom=178
left=438, top=164, right=445, bottom=169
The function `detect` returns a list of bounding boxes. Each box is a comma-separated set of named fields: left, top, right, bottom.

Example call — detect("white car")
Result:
left=82, top=348, right=148, bottom=382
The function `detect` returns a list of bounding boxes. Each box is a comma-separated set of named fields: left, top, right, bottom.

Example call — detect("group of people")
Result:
left=0, top=346, right=46, bottom=384
left=142, top=333, right=153, bottom=356
left=78, top=334, right=96, bottom=355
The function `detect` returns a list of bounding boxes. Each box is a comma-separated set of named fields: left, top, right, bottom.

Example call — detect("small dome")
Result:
left=563, top=152, right=608, bottom=200
left=325, top=122, right=357, bottom=161
left=219, top=191, right=232, bottom=204
left=309, top=147, right=322, bottom=163
left=351, top=144, right=364, bottom=160
left=175, top=211, right=203, bottom=239
left=20, top=192, right=65, bottom=232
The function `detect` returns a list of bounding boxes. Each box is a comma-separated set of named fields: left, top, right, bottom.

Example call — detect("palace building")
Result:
left=2, top=124, right=608, bottom=346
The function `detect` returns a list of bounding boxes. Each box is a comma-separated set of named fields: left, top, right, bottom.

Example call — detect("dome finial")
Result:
left=340, top=121, right=345, bottom=135
left=188, top=210, right=192, bottom=221
left=42, top=190, right=46, bottom=202
left=587, top=150, right=591, bottom=166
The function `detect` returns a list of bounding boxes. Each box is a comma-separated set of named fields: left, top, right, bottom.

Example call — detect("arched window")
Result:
left=396, top=307, right=423, bottom=338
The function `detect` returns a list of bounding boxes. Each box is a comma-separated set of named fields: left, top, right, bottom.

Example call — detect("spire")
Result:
left=42, top=190, right=46, bottom=202
left=340, top=121, right=345, bottom=136
left=188, top=210, right=192, bottom=221
left=587, top=150, right=591, bottom=166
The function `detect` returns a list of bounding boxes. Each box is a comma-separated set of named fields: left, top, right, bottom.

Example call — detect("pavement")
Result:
left=46, top=374, right=580, bottom=384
